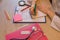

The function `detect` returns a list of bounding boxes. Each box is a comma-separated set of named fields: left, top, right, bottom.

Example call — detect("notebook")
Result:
left=6, top=23, right=48, bottom=40
left=13, top=14, right=23, bottom=22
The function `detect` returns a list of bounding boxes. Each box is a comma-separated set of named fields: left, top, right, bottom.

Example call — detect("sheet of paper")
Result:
left=51, top=15, right=60, bottom=31
left=14, top=6, right=46, bottom=22
left=13, top=0, right=46, bottom=22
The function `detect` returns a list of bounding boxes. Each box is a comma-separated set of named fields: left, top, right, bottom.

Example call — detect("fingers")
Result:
left=29, top=7, right=34, bottom=15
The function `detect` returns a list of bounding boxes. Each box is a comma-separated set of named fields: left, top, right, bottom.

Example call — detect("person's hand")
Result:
left=29, top=0, right=37, bottom=15
left=36, top=0, right=55, bottom=20
left=29, top=7, right=34, bottom=15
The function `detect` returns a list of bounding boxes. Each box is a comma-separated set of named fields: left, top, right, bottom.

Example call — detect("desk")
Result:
left=0, top=0, right=60, bottom=40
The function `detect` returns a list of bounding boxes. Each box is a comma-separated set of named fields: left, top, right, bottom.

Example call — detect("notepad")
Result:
left=13, top=14, right=23, bottom=22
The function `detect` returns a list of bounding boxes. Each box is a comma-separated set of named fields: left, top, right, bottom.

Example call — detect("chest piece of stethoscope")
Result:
left=18, top=0, right=31, bottom=7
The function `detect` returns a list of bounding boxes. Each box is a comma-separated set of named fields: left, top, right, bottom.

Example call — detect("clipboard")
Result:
left=13, top=6, right=46, bottom=23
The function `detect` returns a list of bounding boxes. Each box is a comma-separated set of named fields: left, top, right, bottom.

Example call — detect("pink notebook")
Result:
left=13, top=14, right=23, bottom=22
left=6, top=23, right=48, bottom=40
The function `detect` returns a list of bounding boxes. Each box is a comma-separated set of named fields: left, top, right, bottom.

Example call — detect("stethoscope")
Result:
left=18, top=0, right=31, bottom=12
left=18, top=0, right=31, bottom=7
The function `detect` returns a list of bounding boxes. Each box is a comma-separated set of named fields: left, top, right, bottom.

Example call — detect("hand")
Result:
left=36, top=0, right=55, bottom=20
left=29, top=7, right=34, bottom=15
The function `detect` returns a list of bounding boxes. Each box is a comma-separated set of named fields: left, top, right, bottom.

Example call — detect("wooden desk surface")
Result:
left=0, top=0, right=60, bottom=40
left=0, top=10, right=60, bottom=40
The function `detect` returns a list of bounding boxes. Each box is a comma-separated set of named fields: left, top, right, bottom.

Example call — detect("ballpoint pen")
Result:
left=34, top=4, right=36, bottom=16
left=4, top=10, right=11, bottom=20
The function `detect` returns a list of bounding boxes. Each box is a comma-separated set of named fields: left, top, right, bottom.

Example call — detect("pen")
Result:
left=4, top=10, right=11, bottom=20
left=34, top=4, right=36, bottom=16
left=21, top=6, right=30, bottom=11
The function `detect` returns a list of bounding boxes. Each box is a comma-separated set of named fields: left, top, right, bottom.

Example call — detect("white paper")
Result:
left=51, top=15, right=60, bottom=31
left=14, top=0, right=46, bottom=22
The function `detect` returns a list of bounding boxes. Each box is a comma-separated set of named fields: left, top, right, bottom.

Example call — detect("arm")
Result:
left=36, top=0, right=55, bottom=20
left=31, top=0, right=37, bottom=7
left=29, top=0, right=37, bottom=15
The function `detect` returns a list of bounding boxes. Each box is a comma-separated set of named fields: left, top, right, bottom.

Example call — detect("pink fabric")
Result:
left=6, top=23, right=48, bottom=40
left=38, top=35, right=48, bottom=40
left=13, top=14, right=23, bottom=22
left=28, top=31, right=48, bottom=40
